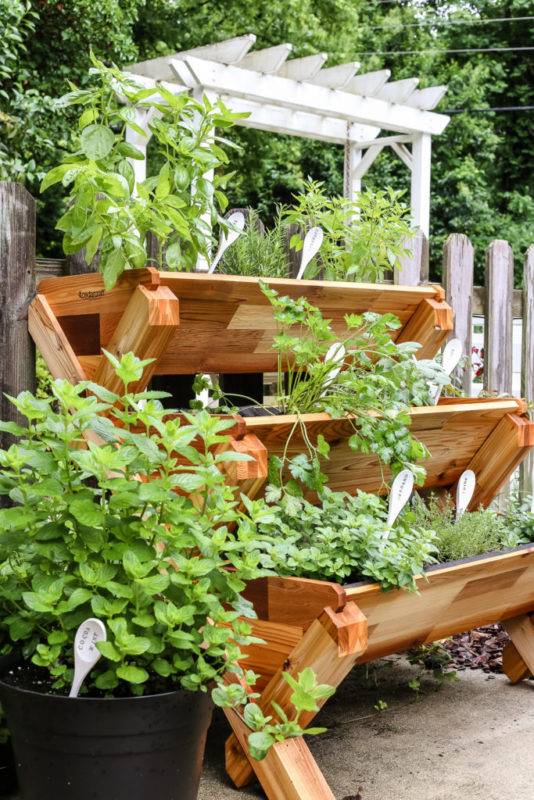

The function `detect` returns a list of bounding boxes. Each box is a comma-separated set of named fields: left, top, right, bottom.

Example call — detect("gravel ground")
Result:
left=199, top=656, right=534, bottom=800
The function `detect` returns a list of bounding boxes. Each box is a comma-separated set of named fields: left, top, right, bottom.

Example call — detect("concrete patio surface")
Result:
left=199, top=656, right=534, bottom=800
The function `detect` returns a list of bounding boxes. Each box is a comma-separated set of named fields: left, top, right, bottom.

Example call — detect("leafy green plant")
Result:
left=410, top=495, right=528, bottom=563
left=258, top=488, right=437, bottom=592
left=0, top=352, right=275, bottom=695
left=219, top=209, right=289, bottom=278
left=407, top=643, right=457, bottom=686
left=227, top=284, right=448, bottom=492
left=213, top=667, right=334, bottom=760
left=41, top=54, right=243, bottom=288
left=501, top=494, right=534, bottom=543
left=283, top=180, right=414, bottom=283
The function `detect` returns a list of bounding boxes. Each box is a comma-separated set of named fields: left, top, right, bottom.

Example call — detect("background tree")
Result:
left=1, top=0, right=532, bottom=281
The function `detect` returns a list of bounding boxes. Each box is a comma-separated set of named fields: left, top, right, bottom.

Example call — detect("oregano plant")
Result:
left=41, top=53, right=244, bottom=288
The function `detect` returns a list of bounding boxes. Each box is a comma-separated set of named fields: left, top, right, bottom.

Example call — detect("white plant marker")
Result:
left=386, top=469, right=415, bottom=529
left=321, top=342, right=346, bottom=395
left=69, top=618, right=107, bottom=698
left=431, top=337, right=463, bottom=404
left=296, top=226, right=323, bottom=280
left=208, top=211, right=246, bottom=274
left=455, top=469, right=476, bottom=522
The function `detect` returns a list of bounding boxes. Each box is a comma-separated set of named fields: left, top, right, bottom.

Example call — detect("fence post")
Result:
left=394, top=230, right=428, bottom=286
left=0, top=182, right=37, bottom=446
left=520, top=246, right=534, bottom=502
left=484, top=240, right=514, bottom=395
left=442, top=233, right=474, bottom=394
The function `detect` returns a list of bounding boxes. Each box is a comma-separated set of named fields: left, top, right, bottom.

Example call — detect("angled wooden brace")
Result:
left=460, top=413, right=534, bottom=509
left=29, top=294, right=87, bottom=383
left=224, top=602, right=368, bottom=799
left=215, top=433, right=268, bottom=501
left=502, top=613, right=534, bottom=684
left=93, top=284, right=180, bottom=394
left=396, top=295, right=453, bottom=359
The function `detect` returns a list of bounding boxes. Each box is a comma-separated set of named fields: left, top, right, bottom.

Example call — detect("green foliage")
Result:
left=501, top=494, right=534, bottom=542
left=219, top=209, right=289, bottom=278
left=410, top=494, right=529, bottom=563
left=240, top=284, right=449, bottom=491
left=0, top=352, right=273, bottom=696
left=283, top=181, right=413, bottom=282
left=213, top=667, right=334, bottom=760
left=406, top=643, right=457, bottom=686
left=41, top=56, right=242, bottom=288
left=258, top=488, right=438, bottom=592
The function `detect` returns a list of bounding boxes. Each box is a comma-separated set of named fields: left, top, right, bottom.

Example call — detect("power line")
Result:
left=356, top=46, right=534, bottom=55
left=366, top=15, right=534, bottom=31
left=445, top=105, right=534, bottom=114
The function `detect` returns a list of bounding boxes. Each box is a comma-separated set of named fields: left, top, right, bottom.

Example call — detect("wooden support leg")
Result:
left=396, top=297, right=453, bottom=359
left=461, top=414, right=534, bottom=509
left=28, top=294, right=87, bottom=383
left=224, top=602, right=367, bottom=798
left=502, top=613, right=534, bottom=684
left=93, top=284, right=179, bottom=394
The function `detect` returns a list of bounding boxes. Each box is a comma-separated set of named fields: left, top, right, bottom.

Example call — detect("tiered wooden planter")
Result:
left=29, top=268, right=534, bottom=800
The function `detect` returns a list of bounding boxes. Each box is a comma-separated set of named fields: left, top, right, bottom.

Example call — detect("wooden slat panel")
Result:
left=242, top=399, right=527, bottom=498
left=344, top=545, right=534, bottom=663
left=36, top=270, right=451, bottom=375
left=28, top=294, right=86, bottom=383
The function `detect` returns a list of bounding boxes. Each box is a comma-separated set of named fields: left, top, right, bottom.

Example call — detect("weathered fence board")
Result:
left=442, top=233, right=474, bottom=394
left=520, top=246, right=534, bottom=499
left=484, top=240, right=514, bottom=395
left=0, top=183, right=36, bottom=449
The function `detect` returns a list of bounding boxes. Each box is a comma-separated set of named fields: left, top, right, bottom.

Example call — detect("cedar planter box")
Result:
left=222, top=545, right=534, bottom=798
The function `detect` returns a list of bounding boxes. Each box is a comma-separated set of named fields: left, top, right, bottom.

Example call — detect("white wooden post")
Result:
left=343, top=141, right=362, bottom=201
left=520, top=246, right=534, bottom=503
left=410, top=133, right=431, bottom=237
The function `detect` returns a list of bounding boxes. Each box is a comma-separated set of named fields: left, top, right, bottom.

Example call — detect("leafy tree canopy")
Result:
left=1, top=0, right=532, bottom=281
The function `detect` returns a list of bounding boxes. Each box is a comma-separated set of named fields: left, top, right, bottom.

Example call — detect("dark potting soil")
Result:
left=0, top=662, right=182, bottom=699
left=238, top=405, right=282, bottom=417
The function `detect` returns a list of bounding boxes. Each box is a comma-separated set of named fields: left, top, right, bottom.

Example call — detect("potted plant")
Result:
left=0, top=352, right=334, bottom=800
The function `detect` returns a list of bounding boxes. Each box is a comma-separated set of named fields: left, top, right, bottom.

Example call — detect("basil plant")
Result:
left=41, top=53, right=244, bottom=288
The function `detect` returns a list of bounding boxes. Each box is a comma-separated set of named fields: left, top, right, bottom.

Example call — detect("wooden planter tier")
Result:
left=29, top=268, right=453, bottom=385
left=237, top=396, right=534, bottom=508
left=224, top=546, right=534, bottom=798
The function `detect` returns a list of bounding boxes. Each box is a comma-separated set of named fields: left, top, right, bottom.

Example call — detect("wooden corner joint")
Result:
left=502, top=613, right=534, bottom=684
left=508, top=413, right=534, bottom=447
left=318, top=603, right=368, bottom=657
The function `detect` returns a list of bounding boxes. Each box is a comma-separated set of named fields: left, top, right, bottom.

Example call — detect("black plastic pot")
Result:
left=0, top=676, right=213, bottom=800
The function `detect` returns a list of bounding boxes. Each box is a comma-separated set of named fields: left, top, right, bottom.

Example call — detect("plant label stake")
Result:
left=321, top=342, right=346, bottom=395
left=455, top=469, right=476, bottom=522
left=208, top=211, right=245, bottom=274
left=386, top=469, right=414, bottom=530
left=431, top=338, right=463, bottom=404
left=296, top=226, right=323, bottom=280
left=69, top=618, right=107, bottom=698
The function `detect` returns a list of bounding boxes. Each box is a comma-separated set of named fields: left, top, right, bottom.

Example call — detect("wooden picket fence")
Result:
left=0, top=181, right=532, bottom=498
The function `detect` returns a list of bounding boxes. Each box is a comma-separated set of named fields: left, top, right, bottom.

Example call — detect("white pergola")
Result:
left=127, top=33, right=450, bottom=236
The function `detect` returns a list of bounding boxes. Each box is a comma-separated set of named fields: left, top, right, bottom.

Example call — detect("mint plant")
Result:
left=0, top=353, right=273, bottom=695
left=259, top=487, right=438, bottom=591
left=222, top=284, right=448, bottom=492
left=41, top=54, right=243, bottom=288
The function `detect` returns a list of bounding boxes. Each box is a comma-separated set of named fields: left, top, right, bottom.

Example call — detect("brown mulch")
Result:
left=443, top=623, right=509, bottom=674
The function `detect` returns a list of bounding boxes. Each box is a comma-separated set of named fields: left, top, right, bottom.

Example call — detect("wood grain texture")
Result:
left=396, top=297, right=453, bottom=359
left=0, top=183, right=36, bottom=447
left=344, top=545, right=534, bottom=663
left=520, top=246, right=534, bottom=498
left=502, top=613, right=534, bottom=683
left=93, top=284, right=179, bottom=393
left=225, top=603, right=367, bottom=793
left=442, top=233, right=474, bottom=394
left=28, top=295, right=86, bottom=384
left=394, top=230, right=429, bottom=285
left=242, top=398, right=532, bottom=502
left=242, top=575, right=346, bottom=629
left=484, top=240, right=514, bottom=394
left=225, top=708, right=336, bottom=800
left=35, top=270, right=452, bottom=376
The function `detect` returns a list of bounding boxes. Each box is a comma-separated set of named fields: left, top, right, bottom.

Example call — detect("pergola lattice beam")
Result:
left=171, top=56, right=449, bottom=135
left=309, top=62, right=360, bottom=89
left=277, top=53, right=328, bottom=81
left=239, top=43, right=293, bottom=73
